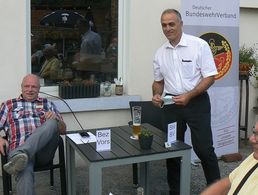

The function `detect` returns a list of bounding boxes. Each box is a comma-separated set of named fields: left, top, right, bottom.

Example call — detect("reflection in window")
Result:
left=31, top=0, right=118, bottom=87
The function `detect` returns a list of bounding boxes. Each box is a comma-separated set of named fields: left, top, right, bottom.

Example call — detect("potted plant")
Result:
left=138, top=128, right=154, bottom=150
left=239, top=45, right=258, bottom=76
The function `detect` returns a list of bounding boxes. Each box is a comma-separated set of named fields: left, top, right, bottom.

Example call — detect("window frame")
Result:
left=28, top=0, right=127, bottom=90
left=27, top=0, right=136, bottom=111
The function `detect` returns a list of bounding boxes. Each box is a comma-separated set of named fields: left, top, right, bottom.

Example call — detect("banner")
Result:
left=181, top=0, right=240, bottom=160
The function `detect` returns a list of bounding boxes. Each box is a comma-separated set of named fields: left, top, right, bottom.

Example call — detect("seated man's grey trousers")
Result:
left=8, top=119, right=59, bottom=195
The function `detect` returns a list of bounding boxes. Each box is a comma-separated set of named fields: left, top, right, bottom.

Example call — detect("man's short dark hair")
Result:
left=161, top=9, right=182, bottom=21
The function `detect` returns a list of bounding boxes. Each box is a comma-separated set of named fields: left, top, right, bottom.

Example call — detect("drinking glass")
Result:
left=132, top=106, right=141, bottom=139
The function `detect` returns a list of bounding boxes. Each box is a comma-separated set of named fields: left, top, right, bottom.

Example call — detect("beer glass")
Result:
left=132, top=106, right=141, bottom=139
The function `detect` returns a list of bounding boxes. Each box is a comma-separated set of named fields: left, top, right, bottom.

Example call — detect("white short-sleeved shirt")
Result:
left=153, top=33, right=218, bottom=95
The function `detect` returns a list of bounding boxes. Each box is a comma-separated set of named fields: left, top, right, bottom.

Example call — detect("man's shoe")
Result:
left=3, top=152, right=28, bottom=175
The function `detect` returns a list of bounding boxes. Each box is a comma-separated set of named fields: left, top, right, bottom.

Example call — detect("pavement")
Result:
left=0, top=139, right=251, bottom=195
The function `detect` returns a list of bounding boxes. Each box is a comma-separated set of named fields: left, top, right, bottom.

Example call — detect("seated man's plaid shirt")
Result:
left=0, top=95, right=63, bottom=151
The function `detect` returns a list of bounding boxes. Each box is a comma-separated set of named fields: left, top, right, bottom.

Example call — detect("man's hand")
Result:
left=0, top=137, right=8, bottom=156
left=200, top=177, right=231, bottom=195
left=44, top=111, right=57, bottom=120
left=44, top=111, right=66, bottom=135
left=173, top=93, right=192, bottom=106
left=152, top=94, right=163, bottom=107
left=173, top=76, right=215, bottom=106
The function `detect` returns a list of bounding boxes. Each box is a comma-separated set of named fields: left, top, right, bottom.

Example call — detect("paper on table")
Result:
left=67, top=132, right=96, bottom=144
left=167, top=122, right=177, bottom=143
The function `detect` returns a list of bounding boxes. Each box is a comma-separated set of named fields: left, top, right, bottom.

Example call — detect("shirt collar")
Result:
left=165, top=33, right=187, bottom=49
left=18, top=95, right=43, bottom=103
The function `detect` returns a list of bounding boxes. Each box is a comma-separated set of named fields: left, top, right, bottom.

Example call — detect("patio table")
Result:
left=66, top=123, right=192, bottom=195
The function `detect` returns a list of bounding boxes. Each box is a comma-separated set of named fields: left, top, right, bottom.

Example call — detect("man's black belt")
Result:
left=165, top=91, right=207, bottom=97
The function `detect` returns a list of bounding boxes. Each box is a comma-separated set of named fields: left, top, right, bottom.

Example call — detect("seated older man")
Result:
left=201, top=122, right=258, bottom=195
left=39, top=44, right=61, bottom=85
left=0, top=74, right=66, bottom=195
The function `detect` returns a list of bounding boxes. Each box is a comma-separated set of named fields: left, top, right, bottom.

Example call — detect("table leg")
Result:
left=180, top=150, right=191, bottom=195
left=66, top=140, right=76, bottom=195
left=139, top=162, right=150, bottom=194
left=89, top=164, right=102, bottom=195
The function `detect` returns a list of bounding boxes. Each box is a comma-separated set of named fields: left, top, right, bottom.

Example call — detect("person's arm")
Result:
left=39, top=63, right=49, bottom=78
left=173, top=75, right=215, bottom=106
left=200, top=177, right=231, bottom=195
left=0, top=103, right=9, bottom=155
left=152, top=80, right=164, bottom=107
left=44, top=111, right=66, bottom=135
left=56, top=119, right=66, bottom=135
left=0, top=136, right=8, bottom=156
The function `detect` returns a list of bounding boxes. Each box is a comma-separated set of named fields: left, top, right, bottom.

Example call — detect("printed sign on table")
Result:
left=96, top=129, right=111, bottom=151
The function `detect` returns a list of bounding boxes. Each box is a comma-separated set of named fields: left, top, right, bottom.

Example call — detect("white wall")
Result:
left=126, top=0, right=180, bottom=100
left=240, top=0, right=258, bottom=8
left=0, top=0, right=29, bottom=100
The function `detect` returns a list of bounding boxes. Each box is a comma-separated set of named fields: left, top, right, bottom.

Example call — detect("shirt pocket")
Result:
left=181, top=60, right=195, bottom=79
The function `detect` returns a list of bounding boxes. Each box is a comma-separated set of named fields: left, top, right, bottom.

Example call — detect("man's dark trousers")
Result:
left=161, top=92, right=221, bottom=195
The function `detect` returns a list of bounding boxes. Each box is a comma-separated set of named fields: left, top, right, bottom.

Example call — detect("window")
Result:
left=31, top=0, right=118, bottom=87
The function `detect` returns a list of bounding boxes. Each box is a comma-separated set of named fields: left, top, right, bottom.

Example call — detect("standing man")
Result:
left=152, top=9, right=220, bottom=195
left=77, top=19, right=102, bottom=61
left=0, top=74, right=66, bottom=195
